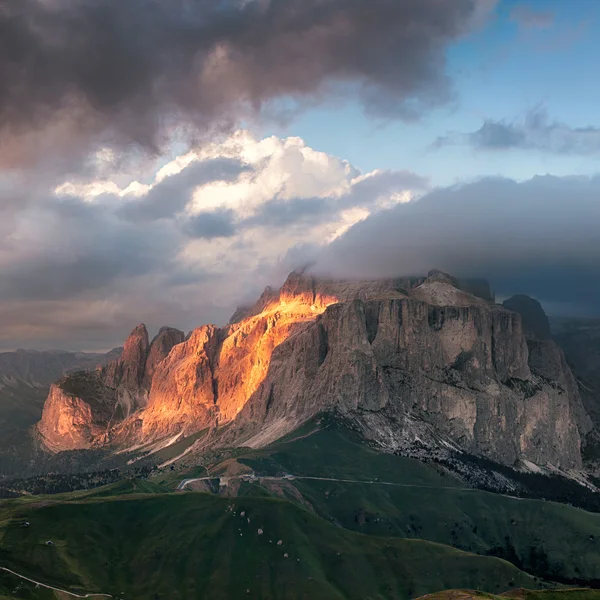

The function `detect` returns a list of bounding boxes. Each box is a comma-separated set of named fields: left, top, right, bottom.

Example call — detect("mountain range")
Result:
left=2, top=269, right=600, bottom=599
left=32, top=269, right=597, bottom=476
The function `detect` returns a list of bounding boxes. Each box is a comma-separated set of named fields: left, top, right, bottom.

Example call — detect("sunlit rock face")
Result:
left=37, top=325, right=184, bottom=452
left=36, top=269, right=589, bottom=469
left=37, top=371, right=120, bottom=452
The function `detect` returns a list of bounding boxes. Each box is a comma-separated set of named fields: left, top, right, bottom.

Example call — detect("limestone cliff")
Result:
left=36, top=270, right=589, bottom=469
left=227, top=280, right=585, bottom=469
left=37, top=324, right=184, bottom=452
left=37, top=371, right=120, bottom=453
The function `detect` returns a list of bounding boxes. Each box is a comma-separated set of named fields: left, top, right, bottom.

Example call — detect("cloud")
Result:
left=314, top=175, right=600, bottom=315
left=119, top=158, right=252, bottom=222
left=243, top=169, right=428, bottom=228
left=509, top=5, right=555, bottom=29
left=434, top=106, right=600, bottom=155
left=0, top=0, right=495, bottom=170
left=0, top=131, right=425, bottom=350
left=183, top=209, right=238, bottom=239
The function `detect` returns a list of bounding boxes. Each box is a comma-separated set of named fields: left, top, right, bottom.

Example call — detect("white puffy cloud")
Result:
left=0, top=131, right=427, bottom=350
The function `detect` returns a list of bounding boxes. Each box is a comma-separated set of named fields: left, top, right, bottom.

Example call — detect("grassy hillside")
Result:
left=0, top=492, right=541, bottom=600
left=204, top=421, right=600, bottom=585
left=416, top=590, right=600, bottom=600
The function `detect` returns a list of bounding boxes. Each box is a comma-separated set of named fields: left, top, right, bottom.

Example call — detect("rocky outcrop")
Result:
left=37, top=325, right=184, bottom=452
left=103, top=324, right=150, bottom=393
left=503, top=295, right=551, bottom=340
left=37, top=372, right=120, bottom=452
left=226, top=285, right=584, bottom=469
left=36, top=270, right=589, bottom=469
left=502, top=295, right=592, bottom=439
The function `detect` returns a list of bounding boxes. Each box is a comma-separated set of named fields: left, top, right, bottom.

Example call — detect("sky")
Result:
left=1, top=0, right=600, bottom=351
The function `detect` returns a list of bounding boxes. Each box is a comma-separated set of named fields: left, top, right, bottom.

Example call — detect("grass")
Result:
left=415, top=591, right=600, bottom=600
left=3, top=419, right=600, bottom=598
left=207, top=419, right=600, bottom=584
left=0, top=492, right=540, bottom=600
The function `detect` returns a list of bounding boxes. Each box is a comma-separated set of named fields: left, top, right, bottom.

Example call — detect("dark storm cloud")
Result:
left=509, top=5, right=555, bottom=29
left=434, top=107, right=600, bottom=155
left=314, top=175, right=600, bottom=314
left=0, top=0, right=492, bottom=167
left=120, top=157, right=251, bottom=222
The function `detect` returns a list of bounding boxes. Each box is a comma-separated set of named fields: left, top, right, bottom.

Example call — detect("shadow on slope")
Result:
left=0, top=492, right=539, bottom=600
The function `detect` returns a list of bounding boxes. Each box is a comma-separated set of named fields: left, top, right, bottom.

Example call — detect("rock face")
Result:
left=227, top=283, right=585, bottom=469
left=36, top=270, right=589, bottom=469
left=37, top=325, right=184, bottom=452
left=37, top=372, right=120, bottom=453
left=503, top=295, right=551, bottom=340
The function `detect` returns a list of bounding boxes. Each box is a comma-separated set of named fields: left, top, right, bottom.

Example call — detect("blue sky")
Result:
left=267, top=0, right=600, bottom=186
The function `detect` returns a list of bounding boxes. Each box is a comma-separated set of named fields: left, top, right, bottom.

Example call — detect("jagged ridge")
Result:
left=36, top=270, right=589, bottom=471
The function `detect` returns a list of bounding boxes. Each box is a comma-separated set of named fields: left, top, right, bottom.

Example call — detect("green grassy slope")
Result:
left=216, top=422, right=600, bottom=584
left=0, top=492, right=539, bottom=600
left=415, top=590, right=600, bottom=600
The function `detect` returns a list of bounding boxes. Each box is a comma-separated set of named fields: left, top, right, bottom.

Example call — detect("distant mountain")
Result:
left=0, top=347, right=123, bottom=386
left=551, top=317, right=600, bottom=470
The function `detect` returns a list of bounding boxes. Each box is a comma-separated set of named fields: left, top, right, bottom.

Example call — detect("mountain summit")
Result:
left=36, top=270, right=588, bottom=470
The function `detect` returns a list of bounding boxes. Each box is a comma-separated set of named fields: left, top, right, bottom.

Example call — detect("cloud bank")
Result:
left=0, top=0, right=493, bottom=170
left=315, top=175, right=600, bottom=315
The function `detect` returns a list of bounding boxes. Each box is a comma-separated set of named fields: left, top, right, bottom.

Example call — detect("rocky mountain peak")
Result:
left=143, top=327, right=186, bottom=388
left=502, top=295, right=551, bottom=340
left=102, top=324, right=150, bottom=392
left=36, top=270, right=590, bottom=470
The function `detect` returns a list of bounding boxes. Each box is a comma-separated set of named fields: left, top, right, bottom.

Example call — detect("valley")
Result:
left=2, top=271, right=600, bottom=599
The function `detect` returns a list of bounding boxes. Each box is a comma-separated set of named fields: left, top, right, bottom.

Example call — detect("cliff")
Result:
left=37, top=325, right=184, bottom=452
left=36, top=270, right=589, bottom=469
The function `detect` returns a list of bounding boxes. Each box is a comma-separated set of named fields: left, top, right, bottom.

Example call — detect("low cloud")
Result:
left=434, top=107, right=600, bottom=155
left=183, top=209, right=238, bottom=240
left=315, top=175, right=600, bottom=315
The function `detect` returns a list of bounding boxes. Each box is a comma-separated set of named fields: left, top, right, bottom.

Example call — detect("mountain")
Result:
left=0, top=347, right=122, bottom=478
left=0, top=347, right=122, bottom=387
left=551, top=317, right=600, bottom=470
left=37, top=326, right=184, bottom=453
left=35, top=269, right=591, bottom=476
left=5, top=274, right=600, bottom=599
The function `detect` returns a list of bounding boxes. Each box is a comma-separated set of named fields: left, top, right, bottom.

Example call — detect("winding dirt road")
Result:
left=0, top=567, right=112, bottom=598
